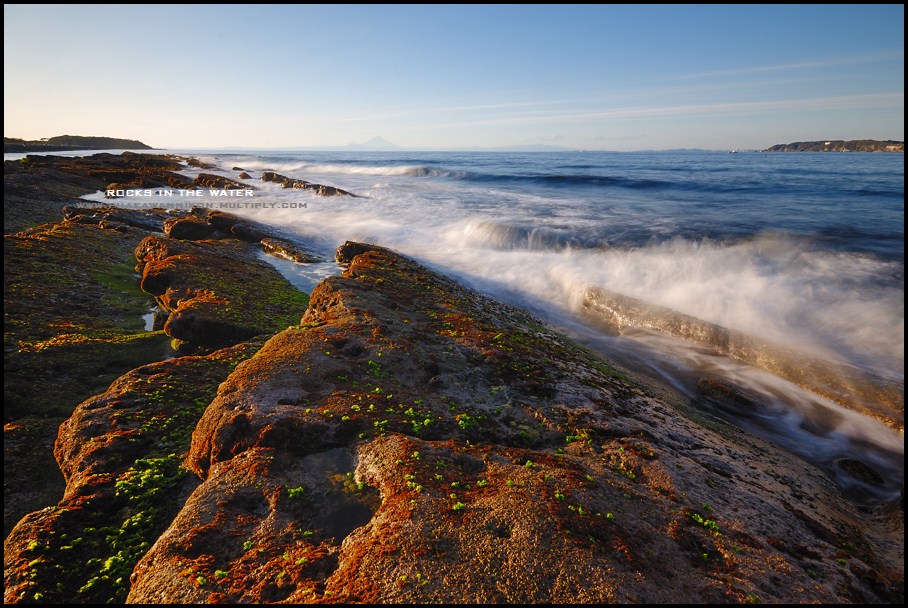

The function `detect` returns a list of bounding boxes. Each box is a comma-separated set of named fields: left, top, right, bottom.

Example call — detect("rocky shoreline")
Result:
left=3, top=153, right=903, bottom=604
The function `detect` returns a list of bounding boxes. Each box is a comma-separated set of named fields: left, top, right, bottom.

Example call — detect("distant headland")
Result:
left=763, top=139, right=903, bottom=152
left=3, top=135, right=153, bottom=153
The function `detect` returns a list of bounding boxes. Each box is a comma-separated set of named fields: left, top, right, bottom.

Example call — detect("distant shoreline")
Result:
left=763, top=139, right=903, bottom=153
left=3, top=135, right=153, bottom=153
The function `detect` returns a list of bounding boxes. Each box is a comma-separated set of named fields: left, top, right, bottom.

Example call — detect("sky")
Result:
left=3, top=4, right=904, bottom=151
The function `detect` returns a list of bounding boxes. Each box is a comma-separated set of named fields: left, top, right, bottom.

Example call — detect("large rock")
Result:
left=261, top=237, right=323, bottom=263
left=135, top=236, right=309, bottom=349
left=584, top=287, right=904, bottom=431
left=261, top=170, right=355, bottom=196
left=162, top=216, right=217, bottom=240
left=118, top=243, right=901, bottom=604
left=3, top=153, right=194, bottom=230
left=193, top=173, right=254, bottom=190
left=3, top=342, right=265, bottom=604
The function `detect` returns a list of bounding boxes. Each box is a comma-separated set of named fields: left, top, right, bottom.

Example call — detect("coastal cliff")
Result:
left=3, top=153, right=903, bottom=604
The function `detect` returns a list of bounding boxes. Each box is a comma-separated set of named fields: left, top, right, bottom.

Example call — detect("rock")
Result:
left=3, top=342, right=264, bottom=604
left=261, top=237, right=323, bottom=263
left=3, top=151, right=192, bottom=226
left=162, top=216, right=216, bottom=240
left=585, top=287, right=904, bottom=431
left=62, top=205, right=172, bottom=232
left=204, top=209, right=244, bottom=233
left=3, top=418, right=66, bottom=537
left=238, top=171, right=252, bottom=179
left=104, top=182, right=131, bottom=198
left=261, top=170, right=355, bottom=196
left=127, top=243, right=903, bottom=604
left=229, top=222, right=270, bottom=243
left=4, top=220, right=173, bottom=421
left=336, top=240, right=387, bottom=264
left=316, top=185, right=346, bottom=196
left=202, top=210, right=269, bottom=242
left=835, top=458, right=886, bottom=487
left=135, top=236, right=309, bottom=349
left=187, top=157, right=217, bottom=169
left=194, top=173, right=254, bottom=190
left=101, top=208, right=170, bottom=232
left=697, top=375, right=764, bottom=415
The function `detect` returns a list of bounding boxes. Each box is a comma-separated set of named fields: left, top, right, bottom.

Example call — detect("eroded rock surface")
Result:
left=121, top=243, right=903, bottom=604
left=3, top=342, right=265, bottom=604
left=135, top=236, right=309, bottom=349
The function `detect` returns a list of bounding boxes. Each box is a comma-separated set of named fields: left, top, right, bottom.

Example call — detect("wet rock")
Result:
left=62, top=204, right=171, bottom=233
left=135, top=236, right=308, bottom=349
left=586, top=287, right=904, bottom=432
left=204, top=209, right=245, bottom=233
left=261, top=237, right=323, bottom=263
left=335, top=240, right=388, bottom=264
left=194, top=173, right=254, bottom=190
left=199, top=210, right=272, bottom=243
left=835, top=459, right=886, bottom=487
left=697, top=375, right=764, bottom=415
left=187, top=157, right=217, bottom=169
left=261, top=170, right=355, bottom=196
left=162, top=216, right=216, bottom=240
left=229, top=222, right=270, bottom=243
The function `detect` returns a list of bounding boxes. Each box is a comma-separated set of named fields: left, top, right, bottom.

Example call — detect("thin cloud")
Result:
left=414, top=92, right=904, bottom=130
left=674, top=50, right=904, bottom=81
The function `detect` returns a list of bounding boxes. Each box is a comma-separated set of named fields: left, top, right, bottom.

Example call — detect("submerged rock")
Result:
left=584, top=287, right=904, bottom=431
left=261, top=237, right=323, bottom=263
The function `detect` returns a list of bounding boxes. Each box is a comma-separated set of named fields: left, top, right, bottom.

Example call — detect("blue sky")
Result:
left=3, top=4, right=903, bottom=151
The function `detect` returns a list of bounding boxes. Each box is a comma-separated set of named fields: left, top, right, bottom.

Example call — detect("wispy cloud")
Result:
left=415, top=92, right=905, bottom=130
left=674, top=50, right=905, bottom=81
left=332, top=98, right=570, bottom=125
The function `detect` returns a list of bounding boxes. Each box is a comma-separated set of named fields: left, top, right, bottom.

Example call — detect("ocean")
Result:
left=61, top=149, right=908, bottom=502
